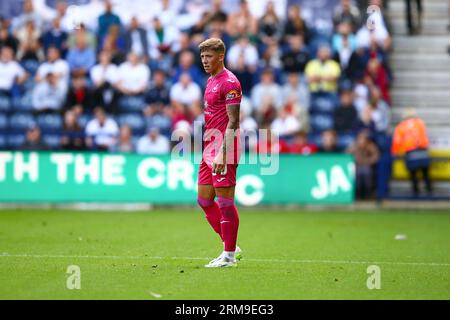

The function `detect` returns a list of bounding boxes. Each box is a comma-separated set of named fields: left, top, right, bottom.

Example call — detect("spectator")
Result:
left=282, top=4, right=310, bottom=44
left=67, top=23, right=97, bottom=50
left=284, top=94, right=310, bottom=133
left=15, top=20, right=44, bottom=62
left=21, top=125, right=49, bottom=151
left=281, top=72, right=309, bottom=110
left=90, top=50, right=119, bottom=114
left=113, top=125, right=135, bottom=153
left=369, top=87, right=390, bottom=133
left=97, top=0, right=122, bottom=44
left=85, top=106, right=119, bottom=151
left=270, top=107, right=301, bottom=137
left=65, top=76, right=95, bottom=114
left=288, top=130, right=318, bottom=155
left=333, top=0, right=362, bottom=33
left=124, top=16, right=149, bottom=62
left=226, top=0, right=258, bottom=40
left=11, top=0, right=43, bottom=33
left=391, top=109, right=432, bottom=197
left=143, top=69, right=171, bottom=120
left=35, top=46, right=70, bottom=94
left=0, top=24, right=18, bottom=54
left=364, top=58, right=390, bottom=104
left=66, top=36, right=96, bottom=78
left=41, top=17, right=68, bottom=57
left=60, top=110, right=85, bottom=151
left=334, top=87, right=358, bottom=133
left=32, top=72, right=65, bottom=113
left=259, top=42, right=282, bottom=71
left=53, top=1, right=72, bottom=33
left=356, top=6, right=391, bottom=51
left=258, top=1, right=282, bottom=47
left=332, top=22, right=357, bottom=71
left=280, top=34, right=309, bottom=74
left=251, top=68, right=282, bottom=113
left=115, top=52, right=150, bottom=97
left=353, top=104, right=377, bottom=137
left=305, top=45, right=341, bottom=93
left=172, top=50, right=203, bottom=86
left=0, top=46, right=27, bottom=96
left=173, top=32, right=201, bottom=70
left=346, top=130, right=380, bottom=199
left=170, top=72, right=202, bottom=121
left=136, top=127, right=170, bottom=154
left=405, top=0, right=422, bottom=35
left=239, top=98, right=258, bottom=151
left=100, top=24, right=125, bottom=56
left=147, top=17, right=180, bottom=71
left=226, top=36, right=258, bottom=93
left=191, top=0, right=228, bottom=35
left=319, top=129, right=340, bottom=152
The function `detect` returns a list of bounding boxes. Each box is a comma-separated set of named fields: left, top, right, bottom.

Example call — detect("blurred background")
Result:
left=0, top=0, right=449, bottom=206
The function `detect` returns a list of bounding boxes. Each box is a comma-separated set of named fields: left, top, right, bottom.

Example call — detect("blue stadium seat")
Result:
left=42, top=134, right=61, bottom=149
left=118, top=95, right=146, bottom=113
left=8, top=112, right=36, bottom=133
left=12, top=93, right=33, bottom=112
left=36, top=114, right=63, bottom=134
left=311, top=114, right=334, bottom=133
left=337, top=133, right=356, bottom=150
left=310, top=93, right=339, bottom=114
left=0, top=113, right=8, bottom=133
left=7, top=133, right=26, bottom=149
left=77, top=113, right=91, bottom=128
left=0, top=134, right=6, bottom=150
left=0, top=95, right=11, bottom=112
left=117, top=113, right=146, bottom=136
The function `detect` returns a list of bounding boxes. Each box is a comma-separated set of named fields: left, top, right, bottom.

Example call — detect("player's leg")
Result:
left=197, top=184, right=223, bottom=241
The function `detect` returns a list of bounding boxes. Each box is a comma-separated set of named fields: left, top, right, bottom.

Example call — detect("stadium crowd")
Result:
left=0, top=0, right=393, bottom=199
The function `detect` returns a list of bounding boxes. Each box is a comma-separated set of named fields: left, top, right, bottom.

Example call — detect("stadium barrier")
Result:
left=0, top=151, right=355, bottom=205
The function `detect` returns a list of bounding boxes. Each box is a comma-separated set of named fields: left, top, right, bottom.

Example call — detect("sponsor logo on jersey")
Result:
left=226, top=89, right=241, bottom=101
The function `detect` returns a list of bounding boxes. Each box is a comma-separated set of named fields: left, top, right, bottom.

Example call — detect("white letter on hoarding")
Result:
left=75, top=154, right=100, bottom=184
left=102, top=155, right=126, bottom=185
left=167, top=159, right=194, bottom=190
left=235, top=175, right=264, bottom=206
left=0, top=152, right=13, bottom=181
left=137, top=158, right=165, bottom=188
left=14, top=152, right=38, bottom=182
left=50, top=153, right=74, bottom=183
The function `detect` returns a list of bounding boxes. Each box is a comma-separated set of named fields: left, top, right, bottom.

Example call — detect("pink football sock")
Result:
left=217, top=196, right=239, bottom=252
left=198, top=196, right=223, bottom=241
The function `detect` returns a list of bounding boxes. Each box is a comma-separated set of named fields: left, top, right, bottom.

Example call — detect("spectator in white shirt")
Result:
left=91, top=50, right=119, bottom=113
left=271, top=107, right=301, bottom=137
left=137, top=127, right=170, bottom=155
left=35, top=46, right=70, bottom=94
left=226, top=36, right=258, bottom=94
left=32, top=72, right=65, bottom=113
left=170, top=72, right=202, bottom=119
left=116, top=52, right=150, bottom=96
left=85, top=107, right=119, bottom=151
left=147, top=17, right=180, bottom=71
left=251, top=68, right=282, bottom=111
left=0, top=46, right=28, bottom=96
left=281, top=72, right=310, bottom=110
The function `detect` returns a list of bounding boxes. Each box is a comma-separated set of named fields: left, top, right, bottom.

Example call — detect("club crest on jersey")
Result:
left=226, top=89, right=241, bottom=101
left=212, top=84, right=219, bottom=92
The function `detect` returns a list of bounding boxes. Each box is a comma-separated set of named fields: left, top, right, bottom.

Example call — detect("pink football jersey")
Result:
left=202, top=68, right=242, bottom=166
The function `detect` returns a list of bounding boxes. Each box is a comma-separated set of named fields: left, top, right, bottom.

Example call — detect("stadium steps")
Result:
left=389, top=181, right=450, bottom=198
left=392, top=71, right=450, bottom=89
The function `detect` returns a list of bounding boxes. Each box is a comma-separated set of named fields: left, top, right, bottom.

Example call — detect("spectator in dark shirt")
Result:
left=333, top=0, right=362, bottom=33
left=172, top=50, right=203, bottom=86
left=319, top=129, right=340, bottom=152
left=41, top=17, right=68, bottom=57
left=281, top=34, right=309, bottom=74
left=0, top=24, right=18, bottom=54
left=283, top=4, right=310, bottom=44
left=21, top=125, right=49, bottom=150
left=97, top=0, right=122, bottom=45
left=124, top=16, right=148, bottom=62
left=60, top=110, right=85, bottom=151
left=334, top=88, right=357, bottom=133
left=65, top=76, right=95, bottom=114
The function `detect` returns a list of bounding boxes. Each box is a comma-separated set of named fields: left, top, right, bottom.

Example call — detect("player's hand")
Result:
left=212, top=152, right=226, bottom=175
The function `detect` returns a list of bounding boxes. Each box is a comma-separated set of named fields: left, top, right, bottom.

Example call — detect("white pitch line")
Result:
left=0, top=253, right=449, bottom=267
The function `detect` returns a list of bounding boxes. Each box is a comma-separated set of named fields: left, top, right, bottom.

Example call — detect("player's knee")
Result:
left=217, top=196, right=234, bottom=209
left=197, top=196, right=214, bottom=208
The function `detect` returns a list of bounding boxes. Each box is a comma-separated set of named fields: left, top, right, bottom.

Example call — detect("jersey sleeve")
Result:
left=222, top=78, right=242, bottom=106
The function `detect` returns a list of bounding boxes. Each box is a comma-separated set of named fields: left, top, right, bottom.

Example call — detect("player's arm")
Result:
left=213, top=103, right=240, bottom=174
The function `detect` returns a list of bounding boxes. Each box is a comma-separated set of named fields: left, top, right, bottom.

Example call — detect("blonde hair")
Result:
left=198, top=38, right=226, bottom=54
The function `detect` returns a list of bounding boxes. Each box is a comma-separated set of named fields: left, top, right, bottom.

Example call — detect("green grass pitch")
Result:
left=0, top=208, right=449, bottom=299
